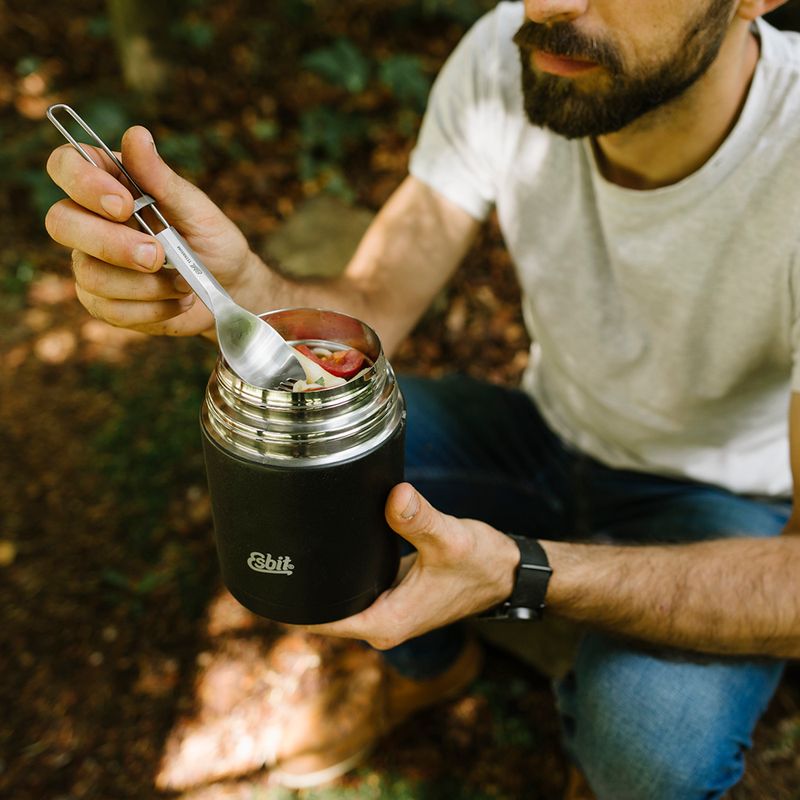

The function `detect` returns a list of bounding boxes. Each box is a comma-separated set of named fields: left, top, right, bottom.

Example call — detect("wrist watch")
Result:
left=483, top=535, right=553, bottom=620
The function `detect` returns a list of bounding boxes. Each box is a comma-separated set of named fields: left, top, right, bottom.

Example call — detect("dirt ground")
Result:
left=1, top=2, right=799, bottom=799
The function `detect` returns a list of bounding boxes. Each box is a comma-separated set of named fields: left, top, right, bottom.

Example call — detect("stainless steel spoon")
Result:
left=47, top=104, right=342, bottom=390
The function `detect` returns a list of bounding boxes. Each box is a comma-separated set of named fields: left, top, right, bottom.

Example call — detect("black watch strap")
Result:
left=483, top=535, right=553, bottom=620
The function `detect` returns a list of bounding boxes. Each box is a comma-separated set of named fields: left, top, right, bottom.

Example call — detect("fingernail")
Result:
left=134, top=242, right=159, bottom=269
left=150, top=137, right=159, bottom=157
left=178, top=293, right=196, bottom=310
left=100, top=194, right=125, bottom=218
left=401, top=490, right=419, bottom=520
left=173, top=275, right=191, bottom=294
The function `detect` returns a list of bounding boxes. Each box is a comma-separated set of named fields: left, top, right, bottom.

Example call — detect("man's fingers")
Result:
left=75, top=284, right=195, bottom=328
left=120, top=126, right=223, bottom=235
left=300, top=590, right=411, bottom=649
left=46, top=199, right=163, bottom=272
left=386, top=483, right=451, bottom=548
left=72, top=252, right=190, bottom=302
left=47, top=129, right=221, bottom=240
left=47, top=144, right=134, bottom=221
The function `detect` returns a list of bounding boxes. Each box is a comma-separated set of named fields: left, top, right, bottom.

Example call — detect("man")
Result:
left=46, top=0, right=800, bottom=797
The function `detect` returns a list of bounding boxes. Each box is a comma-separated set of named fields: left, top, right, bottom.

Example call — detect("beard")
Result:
left=513, top=0, right=736, bottom=139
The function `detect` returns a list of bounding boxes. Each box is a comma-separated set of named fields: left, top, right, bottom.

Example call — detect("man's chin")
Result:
left=523, top=105, right=631, bottom=140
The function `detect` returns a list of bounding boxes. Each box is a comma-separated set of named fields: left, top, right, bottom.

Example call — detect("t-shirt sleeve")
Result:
left=409, top=10, right=506, bottom=221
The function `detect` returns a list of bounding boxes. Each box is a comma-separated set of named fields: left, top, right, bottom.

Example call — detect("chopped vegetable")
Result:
left=295, top=344, right=366, bottom=379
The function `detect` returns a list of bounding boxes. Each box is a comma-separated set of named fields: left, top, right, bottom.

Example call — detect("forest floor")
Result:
left=1, top=2, right=798, bottom=798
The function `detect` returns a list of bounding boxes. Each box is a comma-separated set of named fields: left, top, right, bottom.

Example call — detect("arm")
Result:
left=240, top=174, right=480, bottom=356
left=45, top=127, right=480, bottom=349
left=539, top=394, right=800, bottom=659
left=308, top=399, right=800, bottom=659
left=542, top=534, right=800, bottom=658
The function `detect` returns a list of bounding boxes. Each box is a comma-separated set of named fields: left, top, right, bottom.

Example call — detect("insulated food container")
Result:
left=201, top=308, right=404, bottom=624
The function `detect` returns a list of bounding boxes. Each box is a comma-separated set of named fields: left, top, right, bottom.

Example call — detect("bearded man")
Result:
left=45, top=1, right=800, bottom=797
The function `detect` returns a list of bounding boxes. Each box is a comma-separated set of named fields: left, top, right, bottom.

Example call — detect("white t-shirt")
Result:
left=409, top=2, right=800, bottom=498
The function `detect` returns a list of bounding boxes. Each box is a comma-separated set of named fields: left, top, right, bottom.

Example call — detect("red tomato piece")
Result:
left=296, top=345, right=366, bottom=379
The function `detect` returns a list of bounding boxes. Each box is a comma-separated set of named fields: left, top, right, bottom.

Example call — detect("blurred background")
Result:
left=1, top=1, right=798, bottom=798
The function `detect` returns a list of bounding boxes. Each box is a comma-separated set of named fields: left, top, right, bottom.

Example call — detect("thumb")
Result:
left=386, top=483, right=451, bottom=551
left=120, top=126, right=221, bottom=235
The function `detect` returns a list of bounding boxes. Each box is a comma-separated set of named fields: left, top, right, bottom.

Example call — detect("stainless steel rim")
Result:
left=201, top=308, right=405, bottom=465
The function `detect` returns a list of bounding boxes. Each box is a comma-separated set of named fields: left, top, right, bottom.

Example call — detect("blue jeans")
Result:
left=385, top=374, right=789, bottom=800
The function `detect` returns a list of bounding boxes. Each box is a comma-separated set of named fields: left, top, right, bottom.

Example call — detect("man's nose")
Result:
left=523, top=0, right=589, bottom=25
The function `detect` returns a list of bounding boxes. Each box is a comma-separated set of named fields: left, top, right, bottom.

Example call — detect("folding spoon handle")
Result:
left=47, top=103, right=229, bottom=314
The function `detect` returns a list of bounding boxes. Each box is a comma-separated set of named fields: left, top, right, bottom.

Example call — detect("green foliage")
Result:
left=1, top=259, right=35, bottom=295
left=81, top=96, right=133, bottom=142
left=86, top=14, right=111, bottom=38
left=3, top=0, right=491, bottom=230
left=15, top=55, right=42, bottom=76
left=303, top=39, right=432, bottom=111
left=764, top=715, right=800, bottom=762
left=0, top=259, right=37, bottom=312
left=101, top=567, right=167, bottom=595
left=298, top=37, right=435, bottom=195
left=0, top=95, right=130, bottom=223
left=379, top=54, right=431, bottom=112
left=298, top=771, right=503, bottom=799
left=243, top=769, right=509, bottom=798
left=156, top=130, right=206, bottom=174
left=0, top=120, right=66, bottom=222
left=298, top=105, right=367, bottom=191
left=419, top=0, right=489, bottom=24
left=100, top=562, right=196, bottom=618
left=390, top=0, right=491, bottom=26
left=303, top=38, right=372, bottom=94
left=19, top=170, right=66, bottom=222
left=473, top=676, right=540, bottom=748
left=5, top=0, right=478, bottom=227
left=321, top=169, right=356, bottom=202
left=250, top=118, right=280, bottom=142
left=88, top=342, right=212, bottom=554
left=158, top=123, right=260, bottom=177
left=278, top=0, right=313, bottom=25
left=84, top=343, right=217, bottom=617
left=170, top=18, right=215, bottom=49
left=205, top=128, right=250, bottom=162
left=300, top=107, right=367, bottom=164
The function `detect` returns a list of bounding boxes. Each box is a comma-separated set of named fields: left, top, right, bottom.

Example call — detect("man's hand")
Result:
left=45, top=126, right=259, bottom=337
left=303, top=483, right=520, bottom=649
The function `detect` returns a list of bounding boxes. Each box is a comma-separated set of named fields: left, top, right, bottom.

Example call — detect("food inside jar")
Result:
left=288, top=342, right=369, bottom=392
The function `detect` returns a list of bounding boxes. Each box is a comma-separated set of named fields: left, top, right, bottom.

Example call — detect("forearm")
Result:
left=234, top=252, right=402, bottom=355
left=232, top=177, right=480, bottom=355
left=540, top=533, right=800, bottom=658
left=231, top=251, right=377, bottom=338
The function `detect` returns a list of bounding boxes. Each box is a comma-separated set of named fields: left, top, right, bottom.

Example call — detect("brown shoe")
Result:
left=271, top=635, right=484, bottom=788
left=155, top=621, right=482, bottom=792
left=563, top=765, right=597, bottom=800
left=155, top=630, right=359, bottom=791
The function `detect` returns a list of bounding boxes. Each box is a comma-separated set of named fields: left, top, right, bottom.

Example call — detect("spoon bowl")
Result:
left=215, top=301, right=306, bottom=387
left=215, top=299, right=346, bottom=389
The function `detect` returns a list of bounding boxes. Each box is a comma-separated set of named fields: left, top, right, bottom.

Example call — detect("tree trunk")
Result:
left=106, top=0, right=169, bottom=100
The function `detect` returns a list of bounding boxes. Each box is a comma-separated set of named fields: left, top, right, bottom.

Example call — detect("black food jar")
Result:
left=200, top=308, right=404, bottom=624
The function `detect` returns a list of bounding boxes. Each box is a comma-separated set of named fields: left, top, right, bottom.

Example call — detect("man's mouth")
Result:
left=531, top=49, right=600, bottom=76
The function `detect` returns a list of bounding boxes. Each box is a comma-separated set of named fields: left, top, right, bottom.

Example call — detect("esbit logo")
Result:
left=247, top=552, right=294, bottom=575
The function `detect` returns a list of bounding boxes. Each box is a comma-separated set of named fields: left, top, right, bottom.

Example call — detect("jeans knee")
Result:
left=568, top=710, right=744, bottom=800
left=556, top=635, right=784, bottom=800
